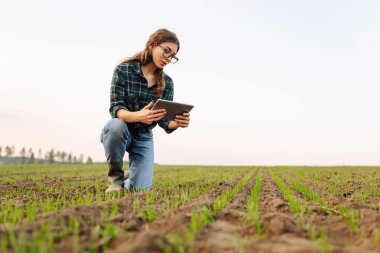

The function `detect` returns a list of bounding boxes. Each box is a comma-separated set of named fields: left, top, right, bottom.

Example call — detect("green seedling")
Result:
left=337, top=205, right=360, bottom=232
left=247, top=170, right=264, bottom=234
left=140, top=207, right=157, bottom=222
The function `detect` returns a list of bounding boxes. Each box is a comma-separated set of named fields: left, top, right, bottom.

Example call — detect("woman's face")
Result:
left=151, top=42, right=179, bottom=69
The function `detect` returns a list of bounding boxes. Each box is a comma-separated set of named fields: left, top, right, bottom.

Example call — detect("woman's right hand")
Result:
left=137, top=102, right=166, bottom=124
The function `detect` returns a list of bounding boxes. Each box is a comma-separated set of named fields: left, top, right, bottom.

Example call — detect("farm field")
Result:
left=0, top=164, right=379, bottom=253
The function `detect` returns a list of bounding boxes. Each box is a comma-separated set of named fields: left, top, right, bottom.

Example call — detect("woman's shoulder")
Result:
left=163, top=72, right=174, bottom=87
left=114, top=61, right=139, bottom=73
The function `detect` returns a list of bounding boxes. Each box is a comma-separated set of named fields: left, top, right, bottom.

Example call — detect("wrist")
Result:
left=134, top=111, right=142, bottom=123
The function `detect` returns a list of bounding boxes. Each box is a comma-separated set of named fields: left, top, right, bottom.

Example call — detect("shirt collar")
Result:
left=131, top=60, right=167, bottom=79
left=131, top=61, right=144, bottom=77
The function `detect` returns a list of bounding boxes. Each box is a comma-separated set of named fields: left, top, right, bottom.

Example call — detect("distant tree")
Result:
left=20, top=147, right=26, bottom=156
left=86, top=156, right=93, bottom=164
left=11, top=146, right=15, bottom=156
left=60, top=152, right=67, bottom=163
left=0, top=146, right=2, bottom=157
left=5, top=146, right=12, bottom=157
left=20, top=147, right=26, bottom=164
left=38, top=148, right=42, bottom=159
left=68, top=153, right=72, bottom=163
left=73, top=156, right=77, bottom=163
left=46, top=149, right=55, bottom=164
left=29, top=152, right=35, bottom=164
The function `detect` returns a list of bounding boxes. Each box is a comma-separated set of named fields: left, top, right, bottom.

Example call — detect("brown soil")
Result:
left=105, top=169, right=251, bottom=253
left=190, top=170, right=258, bottom=253
left=106, top=169, right=380, bottom=253
left=276, top=170, right=380, bottom=253
left=0, top=168, right=104, bottom=177
left=243, top=169, right=319, bottom=253
left=0, top=175, right=214, bottom=210
left=0, top=175, right=106, bottom=192
left=2, top=167, right=379, bottom=253
left=0, top=169, right=250, bottom=253
left=0, top=168, right=175, bottom=192
left=279, top=168, right=380, bottom=209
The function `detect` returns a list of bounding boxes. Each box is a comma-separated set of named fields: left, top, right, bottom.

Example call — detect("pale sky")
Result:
left=1, top=0, right=379, bottom=165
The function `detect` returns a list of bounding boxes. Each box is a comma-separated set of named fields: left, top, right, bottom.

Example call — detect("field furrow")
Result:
left=189, top=169, right=259, bottom=253
left=1, top=164, right=379, bottom=253
left=105, top=168, right=254, bottom=253
left=0, top=166, right=250, bottom=253
left=273, top=169, right=380, bottom=253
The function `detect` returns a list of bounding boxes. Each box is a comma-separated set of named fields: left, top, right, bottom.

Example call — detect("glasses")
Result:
left=158, top=45, right=179, bottom=64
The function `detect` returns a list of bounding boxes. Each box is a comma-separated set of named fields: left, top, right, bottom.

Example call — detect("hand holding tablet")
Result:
left=151, top=99, right=194, bottom=121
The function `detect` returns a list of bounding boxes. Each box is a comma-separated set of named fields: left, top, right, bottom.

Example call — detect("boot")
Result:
left=105, top=176, right=124, bottom=193
left=105, top=161, right=124, bottom=193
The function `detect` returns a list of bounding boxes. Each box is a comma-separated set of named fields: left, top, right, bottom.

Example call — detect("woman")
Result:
left=100, top=29, right=190, bottom=193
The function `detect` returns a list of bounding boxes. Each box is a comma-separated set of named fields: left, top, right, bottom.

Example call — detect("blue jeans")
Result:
left=100, top=118, right=154, bottom=190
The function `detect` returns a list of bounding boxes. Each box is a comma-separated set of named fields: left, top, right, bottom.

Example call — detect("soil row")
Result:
left=194, top=169, right=321, bottom=253
left=274, top=169, right=380, bottom=253
left=279, top=168, right=380, bottom=208
left=107, top=168, right=380, bottom=253
left=105, top=169, right=255, bottom=253
left=0, top=169, right=251, bottom=253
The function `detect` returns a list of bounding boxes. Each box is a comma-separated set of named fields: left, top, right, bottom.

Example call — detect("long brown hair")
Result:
left=122, top=29, right=180, bottom=97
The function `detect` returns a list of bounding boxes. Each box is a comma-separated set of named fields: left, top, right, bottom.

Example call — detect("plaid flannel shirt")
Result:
left=109, top=60, right=176, bottom=138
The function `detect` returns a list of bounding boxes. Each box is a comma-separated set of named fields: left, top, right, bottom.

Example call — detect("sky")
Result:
left=1, top=0, right=379, bottom=165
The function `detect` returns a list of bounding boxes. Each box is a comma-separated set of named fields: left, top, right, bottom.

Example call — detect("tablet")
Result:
left=151, top=99, right=194, bottom=121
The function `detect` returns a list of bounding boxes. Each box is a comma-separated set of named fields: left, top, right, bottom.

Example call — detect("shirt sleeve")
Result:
left=109, top=65, right=129, bottom=118
left=158, top=76, right=177, bottom=134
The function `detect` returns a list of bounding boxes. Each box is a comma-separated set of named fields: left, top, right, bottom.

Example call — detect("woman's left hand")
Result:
left=172, top=113, right=190, bottom=128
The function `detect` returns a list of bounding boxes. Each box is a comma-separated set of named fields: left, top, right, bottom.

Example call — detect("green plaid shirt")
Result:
left=109, top=60, right=176, bottom=137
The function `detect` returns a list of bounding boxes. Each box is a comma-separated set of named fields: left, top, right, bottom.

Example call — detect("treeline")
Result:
left=0, top=145, right=93, bottom=164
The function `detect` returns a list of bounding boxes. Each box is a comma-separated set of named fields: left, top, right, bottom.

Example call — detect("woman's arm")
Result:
left=116, top=109, right=141, bottom=123
left=117, top=103, right=166, bottom=124
left=109, top=66, right=130, bottom=118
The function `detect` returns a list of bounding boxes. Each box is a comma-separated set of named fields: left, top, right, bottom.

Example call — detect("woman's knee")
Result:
left=103, top=118, right=130, bottom=141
